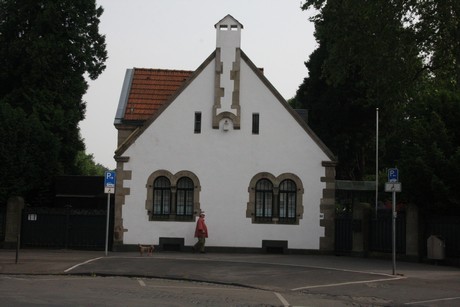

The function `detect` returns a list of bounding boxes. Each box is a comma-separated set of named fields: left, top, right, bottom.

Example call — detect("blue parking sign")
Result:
left=388, top=168, right=399, bottom=183
left=104, top=171, right=116, bottom=188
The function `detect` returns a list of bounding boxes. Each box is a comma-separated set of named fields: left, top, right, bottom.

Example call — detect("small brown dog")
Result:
left=138, top=244, right=154, bottom=256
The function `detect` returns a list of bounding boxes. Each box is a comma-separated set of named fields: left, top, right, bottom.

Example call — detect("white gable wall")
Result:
left=121, top=57, right=330, bottom=250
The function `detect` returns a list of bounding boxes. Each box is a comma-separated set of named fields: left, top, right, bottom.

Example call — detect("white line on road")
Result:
left=64, top=257, right=104, bottom=273
left=404, top=296, right=460, bottom=305
left=292, top=276, right=406, bottom=291
left=137, top=279, right=146, bottom=287
left=274, top=292, right=290, bottom=307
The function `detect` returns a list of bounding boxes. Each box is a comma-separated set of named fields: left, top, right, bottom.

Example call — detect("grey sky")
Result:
left=80, top=0, right=316, bottom=169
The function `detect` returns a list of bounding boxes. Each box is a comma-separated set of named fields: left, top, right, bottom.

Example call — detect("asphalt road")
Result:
left=1, top=250, right=460, bottom=306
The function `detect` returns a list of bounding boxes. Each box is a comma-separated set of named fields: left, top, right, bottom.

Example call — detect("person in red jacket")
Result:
left=193, top=211, right=208, bottom=253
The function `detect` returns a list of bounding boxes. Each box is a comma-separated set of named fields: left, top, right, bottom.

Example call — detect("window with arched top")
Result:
left=255, top=179, right=273, bottom=221
left=153, top=176, right=171, bottom=217
left=146, top=170, right=201, bottom=222
left=279, top=179, right=297, bottom=222
left=247, top=173, right=304, bottom=225
left=176, top=177, right=194, bottom=217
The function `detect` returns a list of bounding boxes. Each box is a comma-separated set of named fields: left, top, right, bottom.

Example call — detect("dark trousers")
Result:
left=194, top=237, right=206, bottom=252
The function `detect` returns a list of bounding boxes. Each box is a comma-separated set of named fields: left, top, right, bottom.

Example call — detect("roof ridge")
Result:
left=133, top=67, right=194, bottom=73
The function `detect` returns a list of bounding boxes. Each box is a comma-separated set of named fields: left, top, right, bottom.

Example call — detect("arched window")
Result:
left=153, top=177, right=171, bottom=216
left=146, top=170, right=201, bottom=221
left=255, top=179, right=273, bottom=221
left=279, top=179, right=296, bottom=222
left=247, top=173, right=303, bottom=225
left=176, top=177, right=194, bottom=217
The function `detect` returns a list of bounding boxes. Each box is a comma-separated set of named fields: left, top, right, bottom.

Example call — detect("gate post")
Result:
left=405, top=203, right=419, bottom=259
left=4, top=196, right=25, bottom=249
left=352, top=202, right=371, bottom=256
left=320, top=161, right=337, bottom=252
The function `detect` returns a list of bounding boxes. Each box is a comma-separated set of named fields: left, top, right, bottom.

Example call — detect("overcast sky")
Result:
left=80, top=0, right=317, bottom=169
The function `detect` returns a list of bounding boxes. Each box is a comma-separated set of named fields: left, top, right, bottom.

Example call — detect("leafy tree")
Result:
left=406, top=0, right=460, bottom=89
left=295, top=45, right=376, bottom=180
left=74, top=151, right=108, bottom=176
left=399, top=85, right=460, bottom=213
left=0, top=0, right=107, bottom=204
left=298, top=0, right=421, bottom=180
left=0, top=103, right=60, bottom=204
left=298, top=0, right=460, bottom=211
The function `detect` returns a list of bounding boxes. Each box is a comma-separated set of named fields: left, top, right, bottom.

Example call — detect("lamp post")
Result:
left=375, top=108, right=379, bottom=218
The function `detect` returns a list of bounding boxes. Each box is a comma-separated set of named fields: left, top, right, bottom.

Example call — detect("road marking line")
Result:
left=404, top=296, right=460, bottom=305
left=137, top=279, right=146, bottom=287
left=64, top=257, right=104, bottom=273
left=115, top=255, right=398, bottom=278
left=274, top=292, right=290, bottom=306
left=292, top=276, right=406, bottom=291
left=141, top=284, right=262, bottom=291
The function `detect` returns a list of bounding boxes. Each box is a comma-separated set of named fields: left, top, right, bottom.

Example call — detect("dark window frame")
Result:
left=176, top=177, right=194, bottom=217
left=194, top=112, right=202, bottom=134
left=252, top=113, right=259, bottom=134
left=247, top=173, right=304, bottom=225
left=279, top=179, right=297, bottom=223
left=255, top=179, right=273, bottom=222
left=153, top=176, right=171, bottom=217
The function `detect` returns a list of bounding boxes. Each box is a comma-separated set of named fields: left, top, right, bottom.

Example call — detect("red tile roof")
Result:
left=123, top=68, right=193, bottom=121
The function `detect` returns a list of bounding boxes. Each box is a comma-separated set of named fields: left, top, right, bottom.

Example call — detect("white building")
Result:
left=113, top=15, right=337, bottom=253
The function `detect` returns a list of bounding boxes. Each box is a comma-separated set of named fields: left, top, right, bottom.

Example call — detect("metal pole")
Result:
left=105, top=193, right=110, bottom=256
left=15, top=234, right=20, bottom=264
left=392, top=189, right=396, bottom=275
left=375, top=108, right=379, bottom=218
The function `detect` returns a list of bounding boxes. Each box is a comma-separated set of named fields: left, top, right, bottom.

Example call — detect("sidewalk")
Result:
left=2, top=249, right=459, bottom=306
left=1, top=248, right=458, bottom=279
left=0, top=249, right=103, bottom=274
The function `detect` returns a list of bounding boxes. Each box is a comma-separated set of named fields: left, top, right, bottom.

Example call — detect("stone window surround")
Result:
left=247, top=172, right=304, bottom=225
left=145, top=170, right=201, bottom=221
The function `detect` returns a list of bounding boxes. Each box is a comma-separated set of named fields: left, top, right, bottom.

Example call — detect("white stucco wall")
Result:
left=120, top=57, right=331, bottom=250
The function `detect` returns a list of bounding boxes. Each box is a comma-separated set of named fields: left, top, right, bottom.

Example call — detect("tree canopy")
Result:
left=298, top=0, right=460, bottom=212
left=0, top=0, right=107, bottom=204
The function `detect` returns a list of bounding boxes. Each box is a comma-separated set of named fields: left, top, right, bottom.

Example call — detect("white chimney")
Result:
left=212, top=15, right=244, bottom=130
left=215, top=14, right=243, bottom=49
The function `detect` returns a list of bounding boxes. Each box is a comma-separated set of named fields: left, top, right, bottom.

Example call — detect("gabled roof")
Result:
left=114, top=49, right=336, bottom=161
left=214, top=14, right=243, bottom=29
left=115, top=68, right=193, bottom=124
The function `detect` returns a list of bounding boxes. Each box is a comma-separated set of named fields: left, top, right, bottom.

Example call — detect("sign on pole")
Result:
left=104, top=171, right=116, bottom=194
left=104, top=171, right=116, bottom=256
left=385, top=167, right=400, bottom=276
left=388, top=168, right=399, bottom=183
left=385, top=182, right=402, bottom=192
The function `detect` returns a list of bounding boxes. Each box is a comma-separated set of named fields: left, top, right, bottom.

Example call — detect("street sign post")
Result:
left=104, top=171, right=116, bottom=194
left=104, top=171, right=116, bottom=256
left=385, top=182, right=402, bottom=192
left=386, top=168, right=401, bottom=275
left=388, top=168, right=399, bottom=182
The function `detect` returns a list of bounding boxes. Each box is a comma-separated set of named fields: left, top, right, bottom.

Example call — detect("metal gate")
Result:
left=335, top=213, right=353, bottom=253
left=427, top=216, right=460, bottom=258
left=370, top=211, right=406, bottom=253
left=0, top=204, right=6, bottom=243
left=21, top=207, right=112, bottom=250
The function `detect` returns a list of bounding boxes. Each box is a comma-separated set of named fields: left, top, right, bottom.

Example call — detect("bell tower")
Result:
left=213, top=15, right=243, bottom=130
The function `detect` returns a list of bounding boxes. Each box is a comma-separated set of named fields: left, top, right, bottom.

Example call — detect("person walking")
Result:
left=193, top=211, right=208, bottom=253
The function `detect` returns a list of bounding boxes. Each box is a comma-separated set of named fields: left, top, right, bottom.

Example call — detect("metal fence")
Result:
left=426, top=216, right=460, bottom=258
left=335, top=213, right=353, bottom=253
left=370, top=211, right=406, bottom=254
left=0, top=205, right=6, bottom=242
left=335, top=210, right=406, bottom=254
left=21, top=207, right=112, bottom=250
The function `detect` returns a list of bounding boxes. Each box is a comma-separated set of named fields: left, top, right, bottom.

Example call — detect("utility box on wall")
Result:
left=427, top=235, right=445, bottom=260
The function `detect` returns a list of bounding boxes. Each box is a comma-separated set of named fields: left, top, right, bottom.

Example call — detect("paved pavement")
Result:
left=1, top=249, right=460, bottom=305
left=0, top=249, right=458, bottom=285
